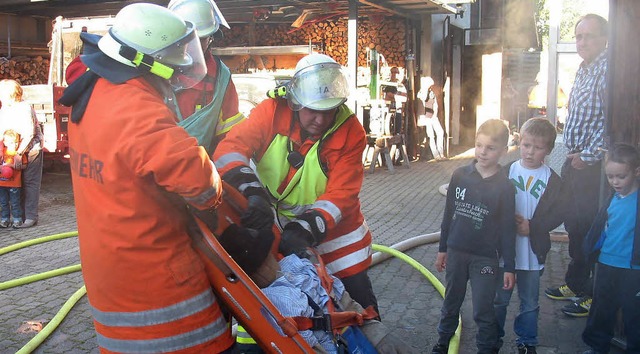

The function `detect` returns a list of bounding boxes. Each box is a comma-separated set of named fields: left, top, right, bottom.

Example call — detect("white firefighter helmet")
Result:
left=98, top=3, right=206, bottom=89
left=287, top=53, right=350, bottom=111
left=168, top=0, right=229, bottom=38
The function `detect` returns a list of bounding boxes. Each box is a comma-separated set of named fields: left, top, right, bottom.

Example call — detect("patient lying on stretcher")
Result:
left=218, top=225, right=416, bottom=354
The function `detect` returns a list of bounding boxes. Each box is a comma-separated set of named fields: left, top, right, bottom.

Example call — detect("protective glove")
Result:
left=279, top=210, right=328, bottom=256
left=222, top=165, right=270, bottom=201
left=241, top=195, right=274, bottom=230
left=278, top=222, right=314, bottom=257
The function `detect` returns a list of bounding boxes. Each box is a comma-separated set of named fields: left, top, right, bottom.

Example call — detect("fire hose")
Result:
left=1, top=231, right=462, bottom=354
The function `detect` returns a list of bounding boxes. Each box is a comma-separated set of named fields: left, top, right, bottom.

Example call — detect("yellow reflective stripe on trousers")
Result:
left=235, top=325, right=258, bottom=344
left=96, top=315, right=229, bottom=353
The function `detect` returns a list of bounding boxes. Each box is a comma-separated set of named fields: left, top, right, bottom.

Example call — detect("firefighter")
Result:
left=213, top=53, right=379, bottom=313
left=168, top=0, right=244, bottom=153
left=60, top=4, right=238, bottom=352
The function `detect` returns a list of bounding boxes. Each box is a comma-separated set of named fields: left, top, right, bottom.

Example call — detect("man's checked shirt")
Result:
left=564, top=50, right=608, bottom=163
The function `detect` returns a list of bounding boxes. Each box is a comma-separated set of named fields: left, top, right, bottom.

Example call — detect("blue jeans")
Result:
left=0, top=187, right=23, bottom=221
left=494, top=268, right=542, bottom=347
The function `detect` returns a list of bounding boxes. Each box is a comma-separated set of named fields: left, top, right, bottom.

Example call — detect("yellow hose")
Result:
left=0, top=231, right=81, bottom=291
left=1, top=232, right=84, bottom=354
left=2, top=233, right=458, bottom=353
left=15, top=286, right=87, bottom=354
left=372, top=243, right=461, bottom=354
left=0, top=264, right=82, bottom=291
left=0, top=231, right=78, bottom=256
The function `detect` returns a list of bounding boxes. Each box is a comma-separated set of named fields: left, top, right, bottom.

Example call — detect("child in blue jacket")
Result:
left=582, top=143, right=640, bottom=354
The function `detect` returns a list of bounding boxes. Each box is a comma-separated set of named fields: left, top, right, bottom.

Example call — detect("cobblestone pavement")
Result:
left=0, top=137, right=605, bottom=354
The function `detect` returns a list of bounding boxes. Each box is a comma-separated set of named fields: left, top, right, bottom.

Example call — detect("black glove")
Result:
left=222, top=165, right=270, bottom=201
left=278, top=222, right=315, bottom=257
left=278, top=210, right=328, bottom=256
left=241, top=195, right=274, bottom=230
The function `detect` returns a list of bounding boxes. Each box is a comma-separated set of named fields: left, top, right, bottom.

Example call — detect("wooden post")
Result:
left=607, top=0, right=640, bottom=146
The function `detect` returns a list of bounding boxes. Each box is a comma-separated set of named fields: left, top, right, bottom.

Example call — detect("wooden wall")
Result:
left=608, top=0, right=640, bottom=146
left=0, top=15, right=51, bottom=57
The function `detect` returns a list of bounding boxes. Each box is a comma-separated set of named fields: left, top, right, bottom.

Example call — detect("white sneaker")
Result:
left=14, top=219, right=37, bottom=228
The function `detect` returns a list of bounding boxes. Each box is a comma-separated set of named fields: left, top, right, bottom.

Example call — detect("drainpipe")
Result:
left=7, top=16, right=11, bottom=58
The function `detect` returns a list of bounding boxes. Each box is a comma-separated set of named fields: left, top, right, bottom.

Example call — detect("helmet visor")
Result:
left=287, top=62, right=349, bottom=111
left=211, top=0, right=230, bottom=30
left=150, top=22, right=206, bottom=90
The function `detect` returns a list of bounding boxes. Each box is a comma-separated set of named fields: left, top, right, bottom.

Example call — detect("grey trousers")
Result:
left=437, top=248, right=500, bottom=353
left=23, top=150, right=43, bottom=221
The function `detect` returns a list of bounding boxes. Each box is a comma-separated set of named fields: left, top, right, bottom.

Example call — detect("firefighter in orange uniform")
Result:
left=168, top=0, right=244, bottom=153
left=60, top=4, right=235, bottom=353
left=213, top=54, right=379, bottom=313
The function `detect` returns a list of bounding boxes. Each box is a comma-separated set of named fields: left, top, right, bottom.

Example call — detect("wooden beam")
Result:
left=357, top=0, right=408, bottom=17
left=607, top=0, right=640, bottom=145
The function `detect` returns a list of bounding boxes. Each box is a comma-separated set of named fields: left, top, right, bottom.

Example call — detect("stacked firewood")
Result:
left=0, top=56, right=49, bottom=85
left=1, top=16, right=406, bottom=81
left=216, top=17, right=406, bottom=68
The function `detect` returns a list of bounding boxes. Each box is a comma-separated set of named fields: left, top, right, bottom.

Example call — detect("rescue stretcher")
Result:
left=189, top=182, right=313, bottom=353
left=190, top=182, right=377, bottom=353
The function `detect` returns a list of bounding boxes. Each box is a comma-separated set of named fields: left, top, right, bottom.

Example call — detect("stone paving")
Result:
left=0, top=136, right=607, bottom=354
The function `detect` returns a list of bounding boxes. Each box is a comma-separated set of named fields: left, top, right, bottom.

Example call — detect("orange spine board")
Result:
left=192, top=183, right=313, bottom=353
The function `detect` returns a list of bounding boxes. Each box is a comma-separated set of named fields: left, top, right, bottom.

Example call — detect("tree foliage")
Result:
left=535, top=0, right=549, bottom=48
left=535, top=0, right=599, bottom=47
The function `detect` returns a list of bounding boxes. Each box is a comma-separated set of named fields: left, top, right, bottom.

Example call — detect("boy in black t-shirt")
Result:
left=432, top=119, right=516, bottom=354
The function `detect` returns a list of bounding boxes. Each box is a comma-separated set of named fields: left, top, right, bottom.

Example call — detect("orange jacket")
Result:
left=69, top=77, right=232, bottom=353
left=0, top=148, right=25, bottom=188
left=214, top=99, right=372, bottom=278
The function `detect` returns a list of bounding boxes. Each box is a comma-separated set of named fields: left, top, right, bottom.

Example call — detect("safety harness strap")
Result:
left=291, top=305, right=379, bottom=332
left=288, top=248, right=379, bottom=333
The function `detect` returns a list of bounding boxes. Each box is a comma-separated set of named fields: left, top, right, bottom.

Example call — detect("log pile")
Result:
left=0, top=56, right=49, bottom=85
left=216, top=16, right=406, bottom=69
left=0, top=16, right=405, bottom=81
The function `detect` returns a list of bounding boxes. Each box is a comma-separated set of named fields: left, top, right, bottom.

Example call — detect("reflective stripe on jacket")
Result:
left=255, top=106, right=350, bottom=218
left=213, top=99, right=372, bottom=278
left=69, top=77, right=233, bottom=353
left=176, top=53, right=244, bottom=150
